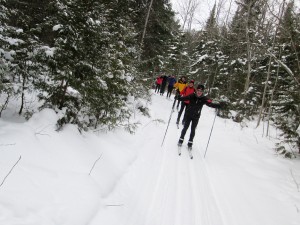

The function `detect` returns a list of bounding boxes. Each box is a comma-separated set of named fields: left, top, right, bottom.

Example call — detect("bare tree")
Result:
left=256, top=0, right=286, bottom=128
left=223, top=0, right=234, bottom=27
left=177, top=0, right=199, bottom=31
left=140, top=0, right=154, bottom=48
left=244, top=1, right=253, bottom=94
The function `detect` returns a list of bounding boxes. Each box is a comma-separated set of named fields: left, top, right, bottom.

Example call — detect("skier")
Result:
left=160, top=75, right=168, bottom=96
left=155, top=76, right=163, bottom=93
left=166, top=75, right=176, bottom=98
left=173, top=76, right=187, bottom=109
left=176, top=80, right=195, bottom=125
left=176, top=84, right=224, bottom=149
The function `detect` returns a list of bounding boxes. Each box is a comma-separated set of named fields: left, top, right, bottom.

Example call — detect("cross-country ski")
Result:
left=188, top=146, right=193, bottom=159
left=177, top=143, right=182, bottom=155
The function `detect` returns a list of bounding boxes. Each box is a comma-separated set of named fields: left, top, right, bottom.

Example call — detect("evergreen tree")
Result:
left=1, top=0, right=149, bottom=132
left=271, top=1, right=300, bottom=154
left=1, top=0, right=43, bottom=117
left=132, top=0, right=177, bottom=74
left=224, top=0, right=269, bottom=120
left=0, top=0, right=13, bottom=116
left=205, top=2, right=218, bottom=39
left=35, top=0, right=146, bottom=131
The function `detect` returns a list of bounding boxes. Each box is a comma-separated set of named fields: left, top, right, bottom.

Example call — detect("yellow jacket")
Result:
left=174, top=80, right=187, bottom=92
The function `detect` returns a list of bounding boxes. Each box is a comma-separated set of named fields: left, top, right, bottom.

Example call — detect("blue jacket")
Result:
left=168, top=77, right=176, bottom=87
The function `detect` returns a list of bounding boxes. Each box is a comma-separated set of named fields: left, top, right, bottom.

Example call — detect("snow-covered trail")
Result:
left=2, top=89, right=299, bottom=225
left=89, top=92, right=224, bottom=225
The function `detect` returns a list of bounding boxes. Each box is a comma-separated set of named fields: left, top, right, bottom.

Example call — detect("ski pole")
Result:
left=204, top=110, right=218, bottom=158
left=161, top=94, right=177, bottom=147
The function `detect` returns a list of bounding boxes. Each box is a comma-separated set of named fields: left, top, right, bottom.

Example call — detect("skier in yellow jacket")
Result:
left=173, top=76, right=187, bottom=109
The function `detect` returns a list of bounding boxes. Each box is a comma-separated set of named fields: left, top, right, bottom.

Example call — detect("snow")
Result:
left=53, top=24, right=63, bottom=31
left=1, top=90, right=300, bottom=225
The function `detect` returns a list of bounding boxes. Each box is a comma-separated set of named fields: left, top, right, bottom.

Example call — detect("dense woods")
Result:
left=0, top=0, right=299, bottom=155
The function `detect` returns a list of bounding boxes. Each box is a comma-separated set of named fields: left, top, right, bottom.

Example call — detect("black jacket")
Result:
left=178, top=93, right=220, bottom=119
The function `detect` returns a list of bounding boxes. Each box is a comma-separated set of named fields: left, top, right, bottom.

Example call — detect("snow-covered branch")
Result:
left=269, top=53, right=300, bottom=86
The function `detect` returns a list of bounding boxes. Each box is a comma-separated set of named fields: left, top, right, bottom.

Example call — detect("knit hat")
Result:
left=189, top=80, right=195, bottom=84
left=197, top=84, right=205, bottom=90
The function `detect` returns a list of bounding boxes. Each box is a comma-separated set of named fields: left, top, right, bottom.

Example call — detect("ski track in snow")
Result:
left=89, top=92, right=225, bottom=225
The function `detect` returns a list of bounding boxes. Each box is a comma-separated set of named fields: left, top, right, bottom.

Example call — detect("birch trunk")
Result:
left=244, top=2, right=252, bottom=94
left=256, top=0, right=286, bottom=128
left=140, top=0, right=154, bottom=48
left=266, top=53, right=281, bottom=137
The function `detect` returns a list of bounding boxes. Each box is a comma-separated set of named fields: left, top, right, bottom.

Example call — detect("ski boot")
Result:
left=177, top=138, right=184, bottom=155
left=187, top=141, right=193, bottom=159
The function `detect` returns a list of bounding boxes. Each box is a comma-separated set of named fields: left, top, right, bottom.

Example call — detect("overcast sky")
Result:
left=170, top=0, right=237, bottom=30
left=170, top=0, right=300, bottom=31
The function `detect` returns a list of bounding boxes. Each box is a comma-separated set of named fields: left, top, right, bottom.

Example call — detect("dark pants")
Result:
left=160, top=84, right=166, bottom=95
left=180, top=115, right=199, bottom=143
left=177, top=102, right=188, bottom=123
left=155, top=84, right=161, bottom=93
left=174, top=90, right=180, bottom=108
left=167, top=86, right=173, bottom=98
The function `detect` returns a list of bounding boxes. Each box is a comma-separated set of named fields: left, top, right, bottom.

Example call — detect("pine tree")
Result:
left=133, top=0, right=177, bottom=74
left=33, top=0, right=146, bottom=131
left=271, top=1, right=300, bottom=154
left=0, top=0, right=13, bottom=117
left=1, top=0, right=149, bottom=132
left=1, top=0, right=44, bottom=117
left=205, top=2, right=218, bottom=39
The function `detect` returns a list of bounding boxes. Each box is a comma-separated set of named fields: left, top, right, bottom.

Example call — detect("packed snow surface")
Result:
left=0, top=90, right=299, bottom=225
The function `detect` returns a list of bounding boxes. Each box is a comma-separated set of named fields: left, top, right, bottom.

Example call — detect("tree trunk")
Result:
left=0, top=94, right=10, bottom=118
left=223, top=0, right=233, bottom=27
left=140, top=0, right=154, bottom=48
left=19, top=73, right=27, bottom=115
left=244, top=2, right=252, bottom=95
left=257, top=0, right=286, bottom=128
left=266, top=61, right=280, bottom=136
left=59, top=80, right=69, bottom=110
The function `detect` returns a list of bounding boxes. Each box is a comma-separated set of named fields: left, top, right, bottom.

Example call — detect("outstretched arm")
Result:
left=205, top=98, right=222, bottom=109
left=177, top=93, right=194, bottom=101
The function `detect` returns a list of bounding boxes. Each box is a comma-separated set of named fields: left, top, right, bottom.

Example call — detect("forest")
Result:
left=0, top=0, right=299, bottom=155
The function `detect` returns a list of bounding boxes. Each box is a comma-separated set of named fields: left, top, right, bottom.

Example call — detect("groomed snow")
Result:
left=0, top=90, right=299, bottom=225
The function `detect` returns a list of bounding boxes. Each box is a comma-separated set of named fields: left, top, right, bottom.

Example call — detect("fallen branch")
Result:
left=290, top=169, right=300, bottom=192
left=89, top=154, right=103, bottom=175
left=0, top=143, right=16, bottom=147
left=106, top=204, right=124, bottom=207
left=0, top=155, right=22, bottom=188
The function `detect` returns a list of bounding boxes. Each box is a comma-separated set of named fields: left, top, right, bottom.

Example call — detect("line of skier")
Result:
left=156, top=75, right=226, bottom=151
left=154, top=74, right=176, bottom=97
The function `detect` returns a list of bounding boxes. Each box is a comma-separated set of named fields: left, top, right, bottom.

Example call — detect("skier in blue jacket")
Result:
left=166, top=76, right=176, bottom=98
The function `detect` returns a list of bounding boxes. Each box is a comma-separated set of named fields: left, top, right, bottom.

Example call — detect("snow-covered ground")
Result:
left=1, top=90, right=300, bottom=225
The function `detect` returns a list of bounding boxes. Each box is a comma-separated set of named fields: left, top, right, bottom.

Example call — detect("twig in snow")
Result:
left=0, top=155, right=22, bottom=188
left=142, top=119, right=164, bottom=129
left=106, top=204, right=124, bottom=207
left=89, top=154, right=103, bottom=175
left=290, top=169, right=300, bottom=192
left=0, top=143, right=16, bottom=147
left=34, top=124, right=53, bottom=137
